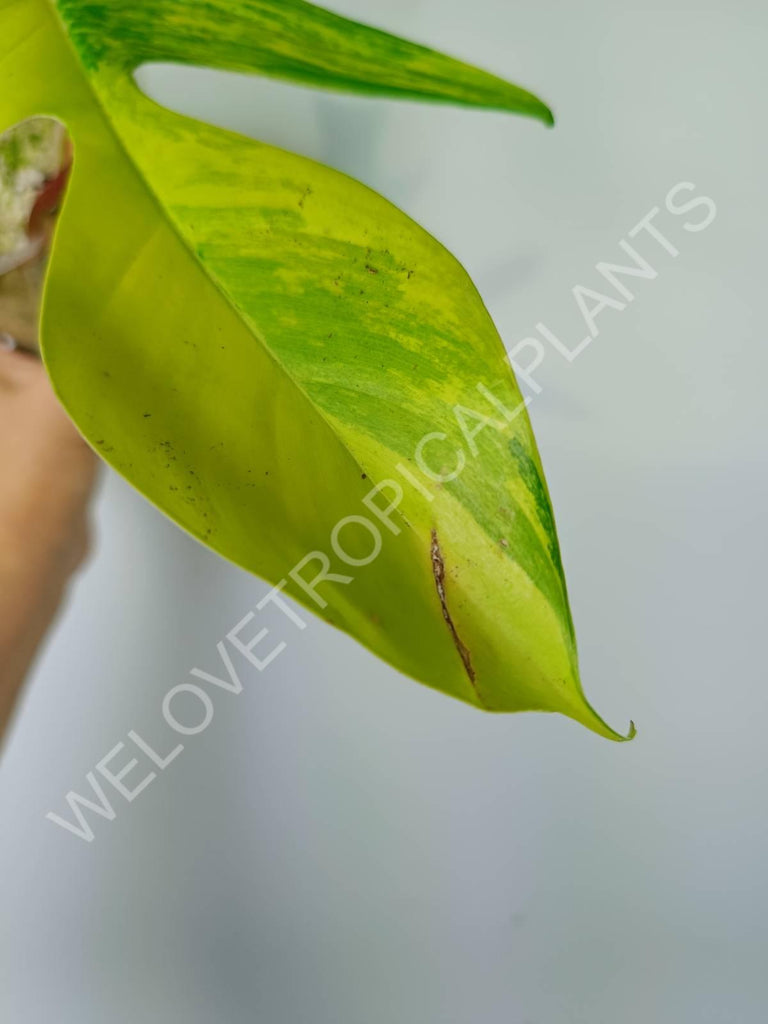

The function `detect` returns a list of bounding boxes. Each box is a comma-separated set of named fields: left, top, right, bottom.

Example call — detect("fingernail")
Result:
left=0, top=333, right=18, bottom=352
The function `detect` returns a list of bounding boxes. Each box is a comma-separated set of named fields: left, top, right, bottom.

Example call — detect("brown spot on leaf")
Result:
left=430, top=529, right=478, bottom=695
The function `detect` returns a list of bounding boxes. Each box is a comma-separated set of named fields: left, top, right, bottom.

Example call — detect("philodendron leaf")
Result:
left=0, top=0, right=633, bottom=739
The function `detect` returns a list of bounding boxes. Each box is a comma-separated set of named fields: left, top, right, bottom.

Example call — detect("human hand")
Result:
left=0, top=341, right=98, bottom=742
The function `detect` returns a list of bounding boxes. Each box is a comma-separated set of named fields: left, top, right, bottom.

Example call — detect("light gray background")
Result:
left=2, top=1, right=766, bottom=1021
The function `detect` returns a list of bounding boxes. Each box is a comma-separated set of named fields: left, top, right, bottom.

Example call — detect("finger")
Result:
left=0, top=340, right=44, bottom=391
left=0, top=349, right=98, bottom=486
left=0, top=365, right=99, bottom=536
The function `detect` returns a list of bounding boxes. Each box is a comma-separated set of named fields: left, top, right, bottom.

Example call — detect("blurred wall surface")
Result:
left=2, top=1, right=767, bottom=1022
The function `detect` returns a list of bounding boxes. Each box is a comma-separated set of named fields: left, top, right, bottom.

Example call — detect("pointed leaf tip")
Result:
left=605, top=719, right=637, bottom=743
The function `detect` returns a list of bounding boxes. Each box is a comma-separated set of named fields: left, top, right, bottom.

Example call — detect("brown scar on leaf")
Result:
left=430, top=528, right=478, bottom=696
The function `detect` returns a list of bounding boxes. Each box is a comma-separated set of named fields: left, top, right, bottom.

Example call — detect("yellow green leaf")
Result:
left=0, top=0, right=633, bottom=739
